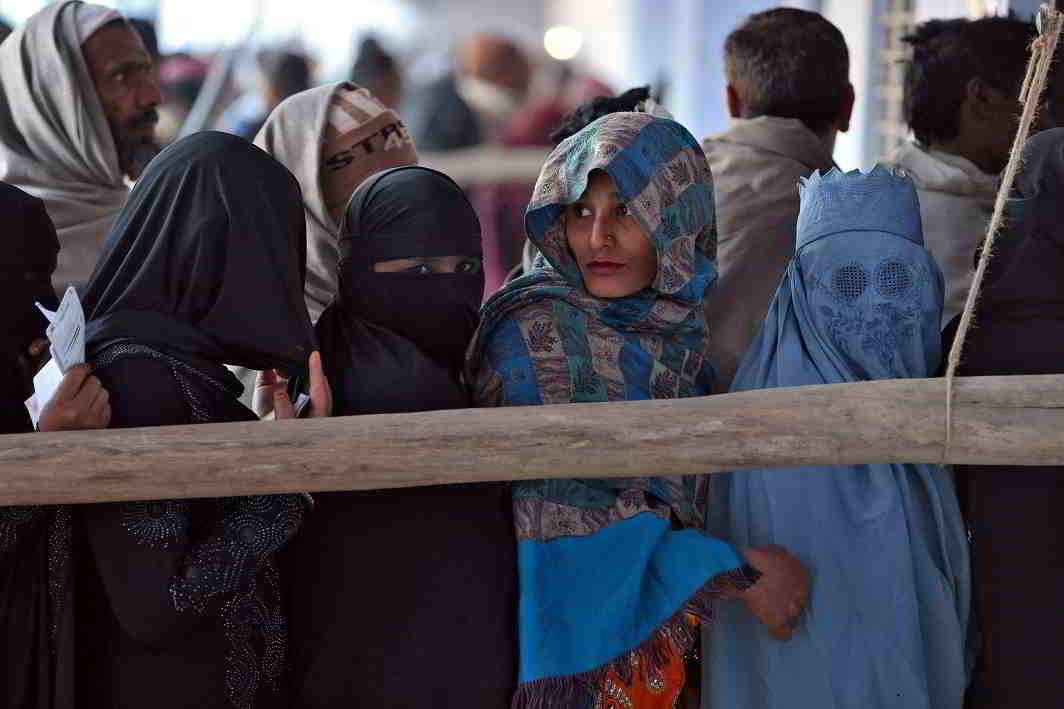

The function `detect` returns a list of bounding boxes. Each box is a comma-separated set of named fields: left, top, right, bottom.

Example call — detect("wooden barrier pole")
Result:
left=2, top=375, right=1064, bottom=506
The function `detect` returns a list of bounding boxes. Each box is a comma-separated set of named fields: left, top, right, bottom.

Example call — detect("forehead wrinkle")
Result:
left=107, top=57, right=151, bottom=76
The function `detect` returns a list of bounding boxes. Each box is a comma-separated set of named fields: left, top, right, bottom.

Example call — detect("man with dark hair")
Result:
left=0, top=1, right=161, bottom=292
left=884, top=16, right=1039, bottom=326
left=703, top=8, right=853, bottom=389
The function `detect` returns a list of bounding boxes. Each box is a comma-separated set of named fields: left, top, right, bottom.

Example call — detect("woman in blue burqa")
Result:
left=704, top=166, right=972, bottom=709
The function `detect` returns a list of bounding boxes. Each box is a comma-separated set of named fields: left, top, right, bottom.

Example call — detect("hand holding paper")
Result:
left=35, top=364, right=111, bottom=432
left=25, top=287, right=96, bottom=429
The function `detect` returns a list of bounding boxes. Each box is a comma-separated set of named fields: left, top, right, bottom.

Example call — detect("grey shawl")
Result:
left=702, top=117, right=836, bottom=390
left=0, top=1, right=129, bottom=290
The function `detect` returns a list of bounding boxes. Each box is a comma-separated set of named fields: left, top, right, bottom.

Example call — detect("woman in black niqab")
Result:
left=285, top=166, right=518, bottom=707
left=310, top=165, right=484, bottom=412
left=944, top=128, right=1064, bottom=708
left=76, top=132, right=314, bottom=709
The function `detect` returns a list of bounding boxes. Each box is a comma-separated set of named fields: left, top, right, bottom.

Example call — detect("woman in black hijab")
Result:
left=76, top=132, right=317, bottom=709
left=945, top=127, right=1064, bottom=708
left=1, top=181, right=113, bottom=709
left=2, top=182, right=60, bottom=434
left=284, top=166, right=518, bottom=708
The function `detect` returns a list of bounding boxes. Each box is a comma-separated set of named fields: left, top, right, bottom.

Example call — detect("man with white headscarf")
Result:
left=0, top=1, right=161, bottom=292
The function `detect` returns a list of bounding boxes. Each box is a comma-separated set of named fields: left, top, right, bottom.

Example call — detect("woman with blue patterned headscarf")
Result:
left=467, top=112, right=810, bottom=708
left=704, top=167, right=972, bottom=709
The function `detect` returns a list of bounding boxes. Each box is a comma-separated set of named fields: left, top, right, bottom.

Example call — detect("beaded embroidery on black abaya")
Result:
left=94, top=342, right=304, bottom=709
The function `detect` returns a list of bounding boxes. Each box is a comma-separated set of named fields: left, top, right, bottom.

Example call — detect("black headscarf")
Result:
left=1, top=182, right=59, bottom=434
left=82, top=131, right=316, bottom=378
left=943, top=133, right=1064, bottom=708
left=970, top=127, right=1064, bottom=322
left=311, top=166, right=483, bottom=414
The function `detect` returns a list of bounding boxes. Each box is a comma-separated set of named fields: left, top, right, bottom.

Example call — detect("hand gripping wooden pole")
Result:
left=3, top=374, right=1064, bottom=506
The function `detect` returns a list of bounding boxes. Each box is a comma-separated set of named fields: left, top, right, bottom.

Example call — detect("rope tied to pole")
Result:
left=942, top=4, right=1064, bottom=462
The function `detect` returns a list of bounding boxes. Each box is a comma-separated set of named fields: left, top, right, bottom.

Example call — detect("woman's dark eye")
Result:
left=458, top=260, right=482, bottom=274
left=617, top=203, right=631, bottom=217
left=408, top=264, right=432, bottom=275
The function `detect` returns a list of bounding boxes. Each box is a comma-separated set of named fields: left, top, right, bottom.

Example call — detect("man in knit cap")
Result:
left=0, top=1, right=161, bottom=292
left=256, top=82, right=419, bottom=322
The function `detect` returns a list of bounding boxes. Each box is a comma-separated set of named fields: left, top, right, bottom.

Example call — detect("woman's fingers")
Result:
left=256, top=368, right=279, bottom=388
left=273, top=389, right=296, bottom=419
left=89, top=387, right=112, bottom=427
left=70, top=372, right=103, bottom=409
left=307, top=351, right=332, bottom=418
left=51, top=364, right=92, bottom=403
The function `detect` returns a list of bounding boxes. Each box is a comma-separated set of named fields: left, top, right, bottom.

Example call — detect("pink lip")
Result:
left=587, top=261, right=625, bottom=276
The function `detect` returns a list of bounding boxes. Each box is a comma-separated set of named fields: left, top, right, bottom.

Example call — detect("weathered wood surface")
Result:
left=2, top=375, right=1063, bottom=506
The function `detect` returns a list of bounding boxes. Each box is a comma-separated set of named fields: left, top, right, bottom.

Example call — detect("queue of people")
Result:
left=2, top=2, right=1062, bottom=708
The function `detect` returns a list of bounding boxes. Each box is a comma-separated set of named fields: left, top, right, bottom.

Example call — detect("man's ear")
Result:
left=836, top=82, right=856, bottom=134
left=726, top=84, right=742, bottom=119
left=966, top=76, right=1013, bottom=120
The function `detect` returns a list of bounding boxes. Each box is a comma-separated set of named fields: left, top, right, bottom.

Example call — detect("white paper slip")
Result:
left=294, top=393, right=311, bottom=417
left=36, top=286, right=85, bottom=373
left=24, top=393, right=40, bottom=428
left=25, top=358, right=64, bottom=428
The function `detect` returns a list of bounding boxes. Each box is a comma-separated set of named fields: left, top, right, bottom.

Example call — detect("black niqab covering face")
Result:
left=1, top=183, right=59, bottom=433
left=337, top=166, right=484, bottom=371
left=82, top=132, right=316, bottom=376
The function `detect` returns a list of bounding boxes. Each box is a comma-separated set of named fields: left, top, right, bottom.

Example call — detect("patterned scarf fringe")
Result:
left=511, top=566, right=750, bottom=709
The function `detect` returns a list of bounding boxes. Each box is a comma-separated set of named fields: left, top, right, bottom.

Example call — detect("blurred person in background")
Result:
left=221, top=49, right=312, bottom=141
left=156, top=53, right=210, bottom=144
left=702, top=7, right=851, bottom=392
left=406, top=33, right=531, bottom=151
left=883, top=16, right=1050, bottom=327
left=350, top=36, right=402, bottom=109
left=0, top=1, right=162, bottom=293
